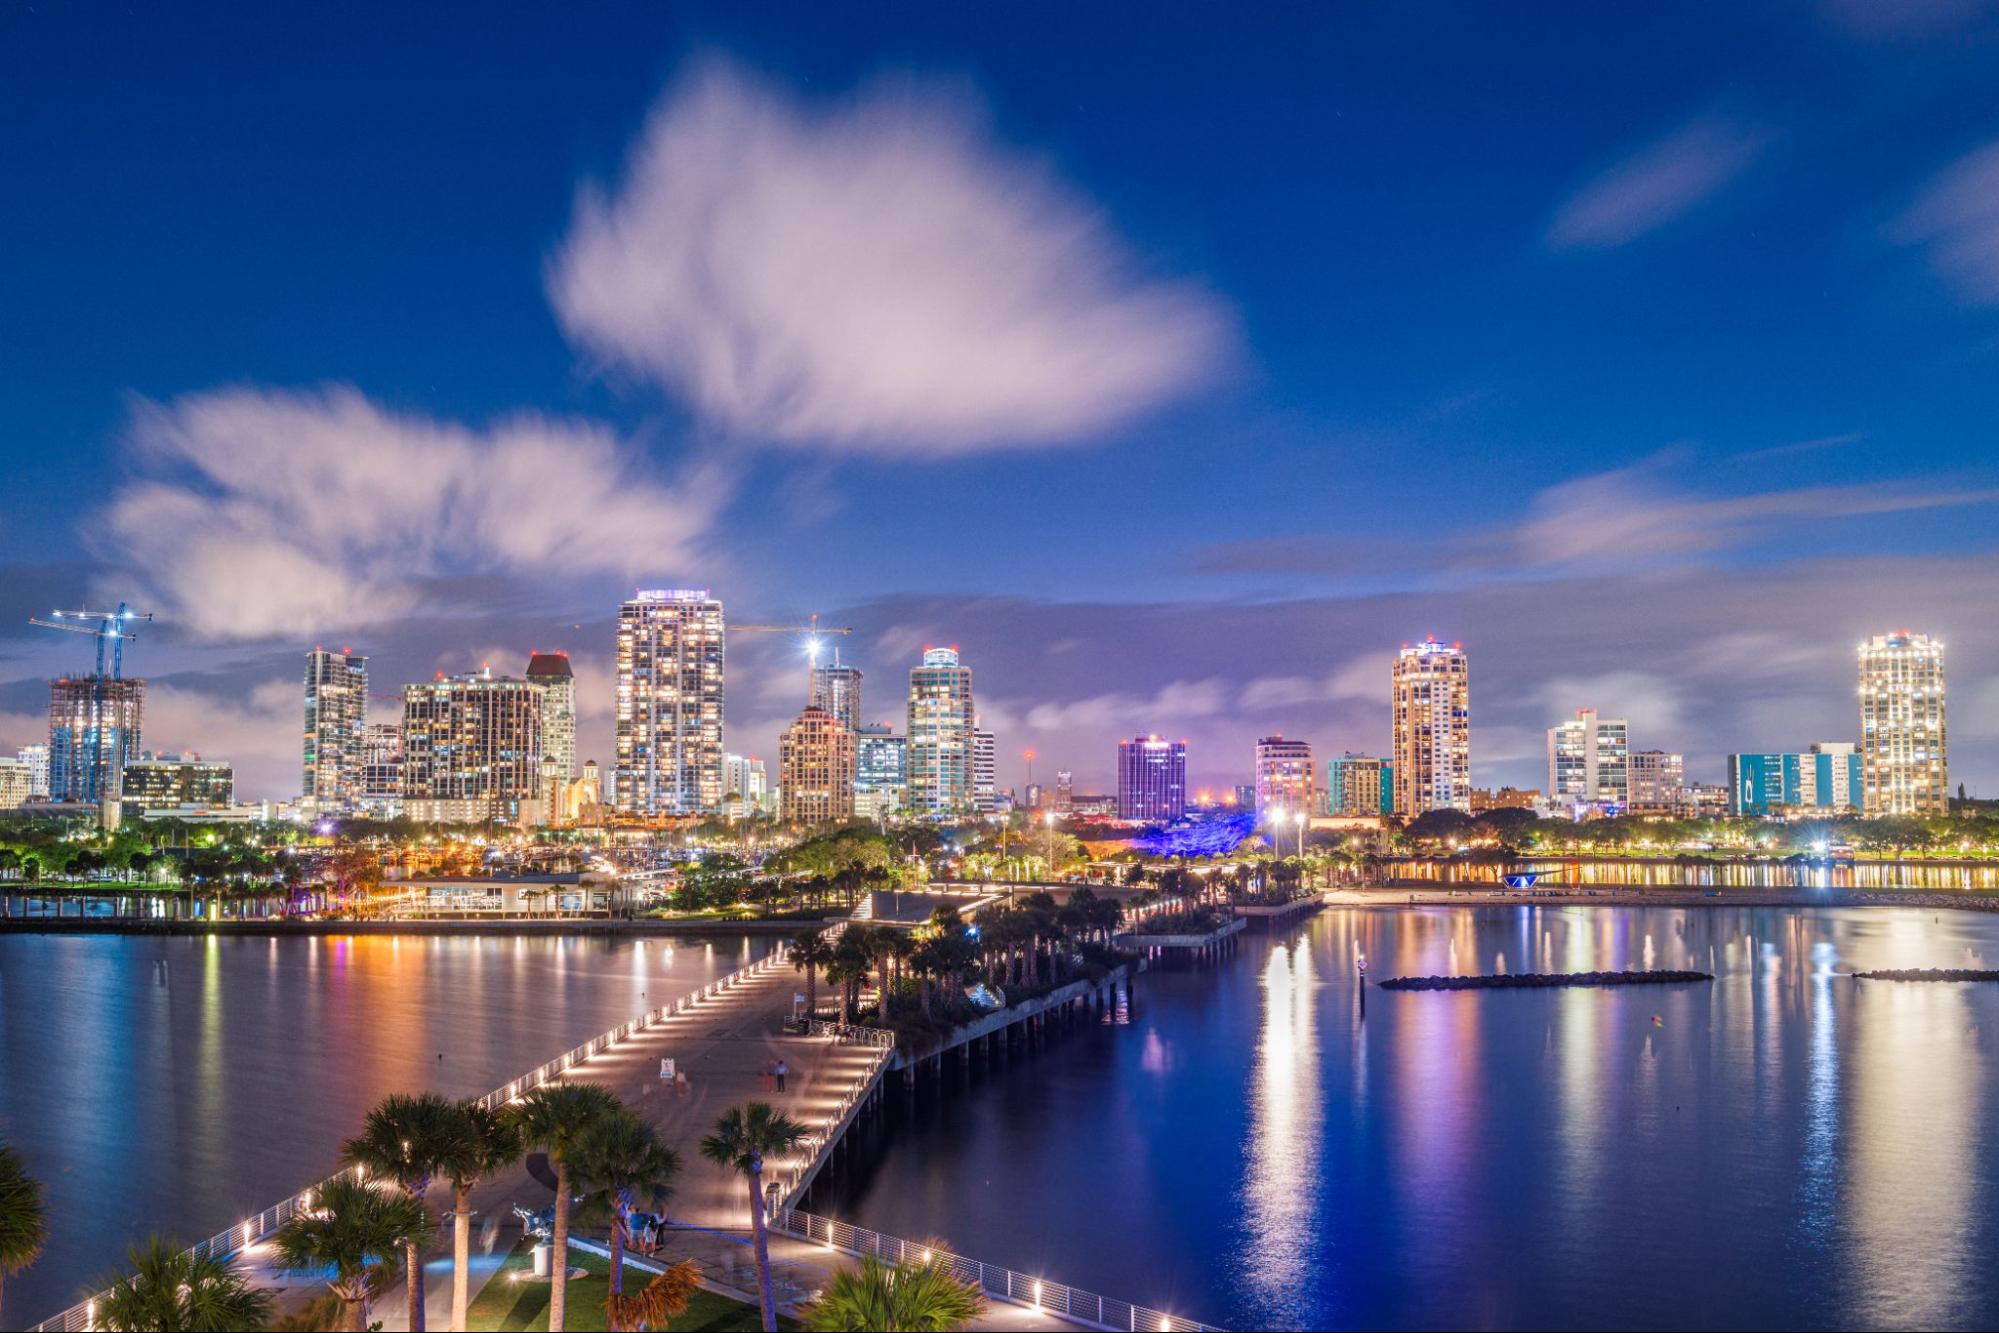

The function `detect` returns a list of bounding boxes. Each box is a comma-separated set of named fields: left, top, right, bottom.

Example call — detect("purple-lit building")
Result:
left=1117, top=734, right=1187, bottom=821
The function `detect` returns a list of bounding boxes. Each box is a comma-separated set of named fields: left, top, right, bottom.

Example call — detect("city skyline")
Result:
left=4, top=6, right=1999, bottom=800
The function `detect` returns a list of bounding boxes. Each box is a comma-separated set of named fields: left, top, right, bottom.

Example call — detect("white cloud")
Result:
left=1894, top=139, right=1999, bottom=305
left=1239, top=653, right=1389, bottom=711
left=1011, top=677, right=1233, bottom=734
left=1548, top=115, right=1773, bottom=250
left=102, top=385, right=728, bottom=641
left=142, top=679, right=300, bottom=800
left=548, top=59, right=1234, bottom=455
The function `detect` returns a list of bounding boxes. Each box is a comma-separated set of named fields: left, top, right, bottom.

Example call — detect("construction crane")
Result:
left=732, top=613, right=855, bottom=705
left=29, top=603, right=153, bottom=826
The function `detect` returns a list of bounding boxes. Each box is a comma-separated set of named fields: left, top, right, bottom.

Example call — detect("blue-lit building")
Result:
left=1117, top=735, right=1187, bottom=821
left=1726, top=743, right=1863, bottom=816
left=1325, top=753, right=1393, bottom=816
left=854, top=724, right=907, bottom=817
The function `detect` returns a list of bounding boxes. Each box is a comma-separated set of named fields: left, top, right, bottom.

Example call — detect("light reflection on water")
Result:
left=0, top=931, right=769, bottom=1320
left=809, top=906, right=1999, bottom=1330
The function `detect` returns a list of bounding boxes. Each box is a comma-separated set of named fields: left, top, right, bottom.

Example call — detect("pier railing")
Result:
left=775, top=1207, right=1218, bottom=1333
left=29, top=944, right=791, bottom=1333
left=769, top=1017, right=896, bottom=1204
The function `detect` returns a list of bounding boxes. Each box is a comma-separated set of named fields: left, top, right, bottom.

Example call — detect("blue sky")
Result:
left=3, top=1, right=1998, bottom=800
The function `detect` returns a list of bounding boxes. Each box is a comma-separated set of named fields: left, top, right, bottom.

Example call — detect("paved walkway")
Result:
left=359, top=960, right=1089, bottom=1331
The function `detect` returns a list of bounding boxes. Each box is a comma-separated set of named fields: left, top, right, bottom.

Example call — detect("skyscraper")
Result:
left=778, top=705, right=856, bottom=825
left=615, top=589, right=726, bottom=816
left=854, top=725, right=908, bottom=818
left=525, top=651, right=577, bottom=783
left=972, top=727, right=998, bottom=811
left=1117, top=735, right=1188, bottom=821
left=48, top=675, right=143, bottom=806
left=16, top=743, right=49, bottom=799
left=906, top=647, right=975, bottom=813
left=1546, top=708, right=1629, bottom=808
left=1392, top=637, right=1470, bottom=816
left=809, top=656, right=864, bottom=732
left=1858, top=631, right=1947, bottom=815
left=1728, top=743, right=1863, bottom=816
left=361, top=722, right=402, bottom=806
left=400, top=667, right=546, bottom=822
left=1326, top=753, right=1393, bottom=817
left=1254, top=735, right=1314, bottom=816
left=302, top=647, right=367, bottom=812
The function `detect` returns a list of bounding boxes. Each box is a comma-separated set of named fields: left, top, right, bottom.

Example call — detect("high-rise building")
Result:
left=122, top=753, right=234, bottom=813
left=1055, top=770, right=1075, bottom=814
left=906, top=647, right=976, bottom=813
left=1254, top=736, right=1315, bottom=816
left=401, top=667, right=546, bottom=822
left=854, top=725, right=907, bottom=818
left=615, top=589, right=726, bottom=816
left=778, top=706, right=856, bottom=825
left=1392, top=638, right=1470, bottom=816
left=0, top=758, right=32, bottom=809
left=361, top=722, right=402, bottom=806
left=1546, top=708, right=1630, bottom=808
left=1858, top=631, right=1947, bottom=816
left=1627, top=750, right=1686, bottom=815
left=48, top=675, right=144, bottom=806
left=972, top=727, right=998, bottom=812
left=302, top=647, right=368, bottom=812
left=1325, top=753, right=1393, bottom=817
left=809, top=657, right=864, bottom=732
left=525, top=652, right=577, bottom=783
left=722, top=752, right=768, bottom=812
left=1230, top=783, right=1256, bottom=809
left=16, top=744, right=49, bottom=799
left=1728, top=743, right=1864, bottom=816
left=1117, top=735, right=1188, bottom=821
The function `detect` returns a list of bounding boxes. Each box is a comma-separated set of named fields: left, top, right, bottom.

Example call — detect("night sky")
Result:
left=3, top=2, right=1997, bottom=800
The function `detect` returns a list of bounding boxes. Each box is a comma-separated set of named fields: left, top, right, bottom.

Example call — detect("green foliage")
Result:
left=92, top=1237, right=274, bottom=1332
left=0, top=1141, right=47, bottom=1321
left=800, top=1254, right=986, bottom=1332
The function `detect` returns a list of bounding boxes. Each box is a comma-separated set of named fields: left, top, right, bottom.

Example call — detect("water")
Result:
left=808, top=906, right=1999, bottom=1330
left=0, top=930, right=772, bottom=1320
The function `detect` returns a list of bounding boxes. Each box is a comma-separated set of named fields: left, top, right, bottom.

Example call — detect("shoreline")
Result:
left=0, top=915, right=833, bottom=937
left=1323, top=885, right=1999, bottom=912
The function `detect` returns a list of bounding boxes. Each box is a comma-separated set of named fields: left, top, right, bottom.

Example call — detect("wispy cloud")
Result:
left=1893, top=138, right=1999, bottom=305
left=548, top=59, right=1235, bottom=456
left=100, top=385, right=729, bottom=641
left=1547, top=115, right=1774, bottom=250
left=1190, top=454, right=1999, bottom=582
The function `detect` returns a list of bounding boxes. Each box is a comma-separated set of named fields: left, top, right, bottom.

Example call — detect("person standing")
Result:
left=774, top=1059, right=789, bottom=1093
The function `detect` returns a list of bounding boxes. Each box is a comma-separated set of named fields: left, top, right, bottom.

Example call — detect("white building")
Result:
left=615, top=589, right=726, bottom=816
left=906, top=647, right=975, bottom=813
left=1547, top=708, right=1630, bottom=809
left=303, top=647, right=368, bottom=812
left=1392, top=638, right=1470, bottom=815
left=1858, top=631, right=1947, bottom=815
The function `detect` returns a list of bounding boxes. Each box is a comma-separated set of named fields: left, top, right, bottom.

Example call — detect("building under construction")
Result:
left=48, top=674, right=144, bottom=805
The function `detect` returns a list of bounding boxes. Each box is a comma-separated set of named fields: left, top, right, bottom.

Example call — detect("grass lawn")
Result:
left=465, top=1242, right=784, bottom=1332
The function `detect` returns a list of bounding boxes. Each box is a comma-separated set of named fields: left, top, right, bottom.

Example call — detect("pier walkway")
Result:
left=35, top=938, right=1210, bottom=1332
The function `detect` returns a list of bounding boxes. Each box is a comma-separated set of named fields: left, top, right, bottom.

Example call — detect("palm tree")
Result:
left=0, top=1143, right=47, bottom=1327
left=699, top=1102, right=807, bottom=1333
left=789, top=932, right=835, bottom=1022
left=273, top=1175, right=432, bottom=1333
left=505, top=1082, right=621, bottom=1332
left=800, top=1253, right=986, bottom=1332
left=570, top=1112, right=680, bottom=1328
left=604, top=1260, right=702, bottom=1333
left=93, top=1236, right=274, bottom=1332
left=437, top=1099, right=521, bottom=1333
left=340, top=1091, right=463, bottom=1332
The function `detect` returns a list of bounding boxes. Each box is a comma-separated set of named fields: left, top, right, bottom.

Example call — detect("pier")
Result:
left=31, top=929, right=1202, bottom=1332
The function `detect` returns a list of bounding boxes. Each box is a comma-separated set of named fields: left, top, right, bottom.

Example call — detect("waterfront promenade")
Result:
left=31, top=935, right=1207, bottom=1332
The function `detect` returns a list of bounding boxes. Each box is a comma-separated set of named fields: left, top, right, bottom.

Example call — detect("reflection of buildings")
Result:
left=1858, top=631, right=1947, bottom=815
left=1243, top=938, right=1320, bottom=1316
left=1392, top=638, right=1469, bottom=815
